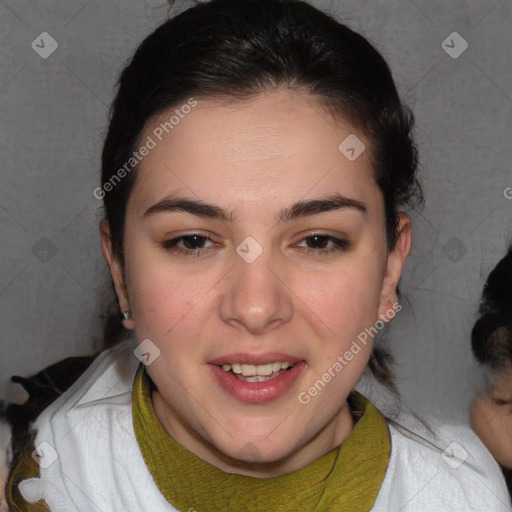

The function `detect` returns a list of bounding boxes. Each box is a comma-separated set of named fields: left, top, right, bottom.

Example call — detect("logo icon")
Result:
left=31, top=32, right=59, bottom=59
left=236, top=442, right=263, bottom=463
left=32, top=442, right=58, bottom=469
left=32, top=237, right=58, bottom=262
left=236, top=236, right=263, bottom=264
left=338, top=134, right=365, bottom=161
left=134, top=339, right=161, bottom=366
left=442, top=32, right=468, bottom=59
left=441, top=441, right=468, bottom=469
left=442, top=237, right=468, bottom=263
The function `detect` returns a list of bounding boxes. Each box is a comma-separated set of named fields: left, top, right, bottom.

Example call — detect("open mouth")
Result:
left=210, top=359, right=306, bottom=403
left=219, top=362, right=296, bottom=383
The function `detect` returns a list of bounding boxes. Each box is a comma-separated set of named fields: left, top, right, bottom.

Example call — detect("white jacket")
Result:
left=18, top=340, right=511, bottom=511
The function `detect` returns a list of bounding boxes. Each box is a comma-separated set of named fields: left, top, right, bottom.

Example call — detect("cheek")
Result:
left=313, top=258, right=384, bottom=324
left=484, top=417, right=512, bottom=468
left=298, top=259, right=385, bottom=365
left=473, top=399, right=512, bottom=468
left=124, top=248, right=211, bottom=343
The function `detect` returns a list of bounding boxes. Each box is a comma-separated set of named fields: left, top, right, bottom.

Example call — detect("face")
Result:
left=472, top=369, right=512, bottom=468
left=101, top=87, right=411, bottom=477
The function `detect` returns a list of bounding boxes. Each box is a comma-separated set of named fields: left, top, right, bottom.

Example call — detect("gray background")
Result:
left=0, top=0, right=511, bottom=423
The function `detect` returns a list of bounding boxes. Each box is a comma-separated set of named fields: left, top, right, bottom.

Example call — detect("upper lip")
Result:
left=209, top=352, right=304, bottom=365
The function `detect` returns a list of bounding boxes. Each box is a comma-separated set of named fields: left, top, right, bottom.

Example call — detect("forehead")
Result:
left=129, top=88, right=381, bottom=217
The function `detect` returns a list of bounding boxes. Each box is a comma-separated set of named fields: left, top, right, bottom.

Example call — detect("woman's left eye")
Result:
left=296, top=234, right=350, bottom=256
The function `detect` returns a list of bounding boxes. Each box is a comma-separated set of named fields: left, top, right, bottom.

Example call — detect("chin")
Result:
left=212, top=429, right=300, bottom=468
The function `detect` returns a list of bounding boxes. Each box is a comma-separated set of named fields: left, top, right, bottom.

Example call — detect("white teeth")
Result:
left=220, top=362, right=294, bottom=377
left=256, top=364, right=274, bottom=376
left=272, top=362, right=281, bottom=373
left=241, top=364, right=255, bottom=376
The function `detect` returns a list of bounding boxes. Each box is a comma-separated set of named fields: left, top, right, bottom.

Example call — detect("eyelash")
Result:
left=491, top=397, right=512, bottom=409
left=161, top=233, right=350, bottom=257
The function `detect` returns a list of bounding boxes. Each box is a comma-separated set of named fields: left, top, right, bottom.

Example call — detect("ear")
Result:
left=378, top=213, right=412, bottom=321
left=100, top=220, right=134, bottom=330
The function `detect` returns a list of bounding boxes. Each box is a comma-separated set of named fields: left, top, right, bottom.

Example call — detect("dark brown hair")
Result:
left=472, top=245, right=512, bottom=373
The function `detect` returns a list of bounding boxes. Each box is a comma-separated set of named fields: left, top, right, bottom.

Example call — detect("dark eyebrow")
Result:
left=277, top=193, right=367, bottom=222
left=144, top=197, right=236, bottom=222
left=143, top=193, right=367, bottom=222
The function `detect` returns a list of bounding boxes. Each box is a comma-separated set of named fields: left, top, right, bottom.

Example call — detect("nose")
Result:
left=219, top=249, right=293, bottom=334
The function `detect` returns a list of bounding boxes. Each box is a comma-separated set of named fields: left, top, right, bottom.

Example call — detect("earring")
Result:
left=121, top=311, right=133, bottom=321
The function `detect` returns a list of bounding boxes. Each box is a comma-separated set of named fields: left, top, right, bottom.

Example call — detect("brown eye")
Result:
left=297, top=234, right=350, bottom=256
left=162, top=234, right=217, bottom=256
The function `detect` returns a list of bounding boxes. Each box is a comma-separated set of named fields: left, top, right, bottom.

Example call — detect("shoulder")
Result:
left=373, top=410, right=511, bottom=511
left=40, top=337, right=139, bottom=419
left=8, top=340, right=171, bottom=511
left=32, top=337, right=141, bottom=467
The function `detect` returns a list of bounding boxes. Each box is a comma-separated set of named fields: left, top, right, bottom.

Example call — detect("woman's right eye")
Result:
left=162, top=234, right=218, bottom=257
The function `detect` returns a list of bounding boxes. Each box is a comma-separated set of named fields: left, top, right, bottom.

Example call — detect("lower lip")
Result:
left=210, top=362, right=306, bottom=404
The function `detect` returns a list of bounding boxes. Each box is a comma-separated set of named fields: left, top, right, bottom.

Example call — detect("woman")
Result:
left=6, top=0, right=509, bottom=510
left=471, top=245, right=512, bottom=496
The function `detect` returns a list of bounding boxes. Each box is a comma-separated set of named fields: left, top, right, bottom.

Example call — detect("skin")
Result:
left=471, top=368, right=512, bottom=468
left=101, top=87, right=411, bottom=478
